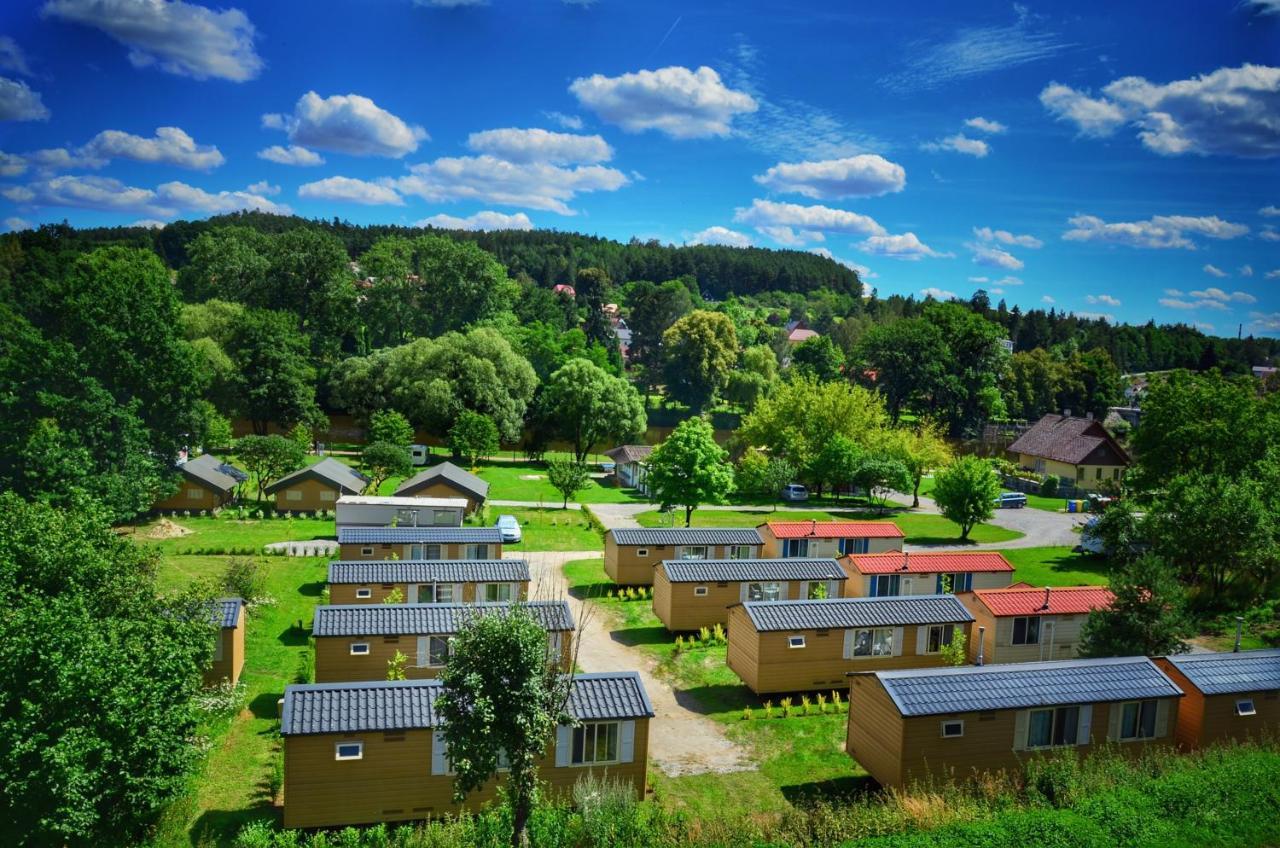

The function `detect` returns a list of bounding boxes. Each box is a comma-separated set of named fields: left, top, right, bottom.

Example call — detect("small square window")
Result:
left=360, top=546, right=374, bottom=556
left=350, top=642, right=370, bottom=655
left=694, top=586, right=708, bottom=597
left=335, top=742, right=363, bottom=760
left=286, top=489, right=303, bottom=502
left=187, top=488, right=203, bottom=500
left=1236, top=699, right=1257, bottom=717
left=636, top=548, right=649, bottom=557
left=320, top=490, right=337, bottom=501
left=788, top=635, right=806, bottom=649
left=941, top=720, right=964, bottom=738
left=355, top=588, right=373, bottom=599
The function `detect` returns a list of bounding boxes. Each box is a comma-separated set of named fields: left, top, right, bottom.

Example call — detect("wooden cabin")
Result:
left=281, top=672, right=653, bottom=829
left=311, top=601, right=574, bottom=683
left=757, top=520, right=905, bottom=559
left=603, top=527, right=764, bottom=586
left=842, top=551, right=1015, bottom=598
left=394, top=462, right=490, bottom=514
left=327, top=559, right=531, bottom=605
left=726, top=595, right=974, bottom=695
left=847, top=657, right=1183, bottom=789
left=653, top=558, right=845, bottom=631
left=154, top=454, right=245, bottom=512
left=205, top=597, right=245, bottom=687
left=1155, top=649, right=1280, bottom=750
left=335, top=495, right=467, bottom=529
left=264, top=458, right=368, bottom=513
left=337, top=526, right=504, bottom=561
left=959, top=584, right=1114, bottom=665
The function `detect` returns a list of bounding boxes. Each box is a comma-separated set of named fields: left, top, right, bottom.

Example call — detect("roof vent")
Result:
left=1040, top=586, right=1052, bottom=611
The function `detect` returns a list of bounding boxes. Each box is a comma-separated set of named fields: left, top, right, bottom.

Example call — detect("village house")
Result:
left=394, top=462, right=489, bottom=514
left=264, top=457, right=368, bottom=513
left=311, top=601, right=575, bottom=683
left=1155, top=649, right=1280, bottom=750
left=653, top=558, right=846, bottom=631
left=280, top=672, right=653, bottom=829
left=337, top=526, right=504, bottom=561
left=726, top=595, right=974, bottom=695
left=602, top=444, right=653, bottom=493
left=327, top=559, right=531, bottom=605
left=335, top=495, right=466, bottom=529
left=205, top=597, right=245, bottom=687
left=757, top=520, right=905, bottom=558
left=959, top=584, right=1115, bottom=664
left=847, top=656, right=1183, bottom=789
left=1008, top=413, right=1130, bottom=492
left=842, top=551, right=1015, bottom=598
left=153, top=453, right=246, bottom=513
left=604, top=527, right=764, bottom=586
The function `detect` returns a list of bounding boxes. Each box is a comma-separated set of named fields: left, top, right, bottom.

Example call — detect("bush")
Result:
left=223, top=556, right=266, bottom=605
left=1040, top=475, right=1059, bottom=498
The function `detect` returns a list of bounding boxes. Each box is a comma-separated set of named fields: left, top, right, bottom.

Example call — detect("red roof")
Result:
left=764, top=520, right=905, bottom=540
left=845, top=552, right=1014, bottom=575
left=788, top=328, right=819, bottom=343
left=971, top=585, right=1114, bottom=617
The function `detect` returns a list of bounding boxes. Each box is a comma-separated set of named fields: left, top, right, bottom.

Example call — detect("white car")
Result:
left=495, top=514, right=522, bottom=543
left=781, top=483, right=809, bottom=502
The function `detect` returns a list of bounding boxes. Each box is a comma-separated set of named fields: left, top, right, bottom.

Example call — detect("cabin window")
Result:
left=788, top=635, right=806, bottom=649
left=466, top=544, right=490, bottom=559
left=483, top=583, right=514, bottom=603
left=839, top=538, right=869, bottom=555
left=427, top=636, right=451, bottom=667
left=936, top=573, right=972, bottom=593
left=1236, top=699, right=1257, bottom=717
left=1095, top=467, right=1103, bottom=481
left=1112, top=468, right=1121, bottom=480
left=349, top=643, right=370, bottom=656
left=571, top=721, right=620, bottom=765
left=870, top=574, right=901, bottom=597
left=1027, top=706, right=1079, bottom=748
left=286, top=490, right=303, bottom=502
left=320, top=490, right=337, bottom=501
left=1011, top=616, right=1042, bottom=645
left=186, top=488, right=203, bottom=500
left=1118, top=700, right=1158, bottom=740
left=746, top=581, right=782, bottom=601
left=335, top=742, right=363, bottom=761
left=783, top=539, right=809, bottom=558
left=635, top=548, right=649, bottom=557
left=728, top=545, right=753, bottom=559
left=852, top=627, right=894, bottom=658
left=416, top=583, right=455, bottom=603
left=679, top=546, right=709, bottom=560
left=355, top=588, right=373, bottom=599
left=924, top=624, right=955, bottom=653
left=432, top=509, right=454, bottom=525
left=694, top=586, right=709, bottom=597
left=940, top=720, right=964, bottom=738
left=1076, top=467, right=1085, bottom=482
left=361, top=546, right=375, bottom=556
left=411, top=544, right=442, bottom=560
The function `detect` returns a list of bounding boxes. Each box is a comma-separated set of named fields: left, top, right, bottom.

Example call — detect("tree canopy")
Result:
left=645, top=418, right=735, bottom=526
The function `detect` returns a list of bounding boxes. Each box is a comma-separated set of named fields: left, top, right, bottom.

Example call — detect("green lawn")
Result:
left=918, top=475, right=1066, bottom=513
left=491, top=507, right=602, bottom=552
left=127, top=513, right=336, bottom=555
left=634, top=508, right=1023, bottom=546
left=1002, top=546, right=1110, bottom=587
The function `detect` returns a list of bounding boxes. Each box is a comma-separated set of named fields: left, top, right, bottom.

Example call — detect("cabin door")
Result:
left=1040, top=621, right=1056, bottom=661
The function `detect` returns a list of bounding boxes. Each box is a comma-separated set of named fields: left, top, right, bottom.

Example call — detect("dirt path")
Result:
left=518, top=550, right=754, bottom=778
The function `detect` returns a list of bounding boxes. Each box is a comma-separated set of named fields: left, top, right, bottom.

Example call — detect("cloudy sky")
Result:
left=1, top=0, right=1278, bottom=333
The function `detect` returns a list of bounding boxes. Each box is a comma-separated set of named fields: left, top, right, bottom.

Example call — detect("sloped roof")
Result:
left=609, top=528, right=763, bottom=547
left=660, top=558, right=844, bottom=583
left=846, top=552, right=1014, bottom=575
left=1008, top=413, right=1130, bottom=466
left=1163, top=649, right=1280, bottom=695
left=337, top=494, right=468, bottom=509
left=873, top=657, right=1182, bottom=717
left=327, top=559, right=530, bottom=585
left=337, top=526, right=503, bottom=545
left=281, top=672, right=652, bottom=736
left=264, top=457, right=368, bottom=495
left=743, top=594, right=973, bottom=632
left=211, top=597, right=243, bottom=629
left=395, top=462, right=489, bottom=500
left=603, top=444, right=653, bottom=464
left=312, top=601, right=574, bottom=637
left=971, top=585, right=1114, bottom=617
left=182, top=454, right=243, bottom=494
left=763, top=520, right=905, bottom=540
left=788, top=328, right=819, bottom=343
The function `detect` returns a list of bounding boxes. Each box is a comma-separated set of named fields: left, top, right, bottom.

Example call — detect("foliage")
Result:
left=850, top=455, right=912, bottom=510
left=191, top=400, right=234, bottom=453
left=811, top=434, right=862, bottom=498
left=368, top=409, right=415, bottom=448
left=362, top=441, right=413, bottom=492
left=662, top=310, right=739, bottom=412
left=723, top=345, right=778, bottom=411
left=932, top=456, right=1000, bottom=540
left=382, top=587, right=405, bottom=604
left=386, top=650, right=408, bottom=681
left=882, top=422, right=952, bottom=508
left=789, top=335, right=845, bottom=382
left=645, top=418, right=734, bottom=526
left=542, top=359, right=646, bottom=463
left=287, top=422, right=312, bottom=455
left=735, top=449, right=795, bottom=505
left=1080, top=554, right=1191, bottom=658
left=854, top=317, right=948, bottom=423
left=449, top=412, right=501, bottom=469
left=626, top=279, right=695, bottom=390
left=235, top=434, right=306, bottom=502
left=939, top=629, right=968, bottom=666
left=223, top=556, right=267, bottom=606
left=546, top=459, right=590, bottom=509
left=228, top=308, right=319, bottom=434
left=1002, top=346, right=1124, bottom=423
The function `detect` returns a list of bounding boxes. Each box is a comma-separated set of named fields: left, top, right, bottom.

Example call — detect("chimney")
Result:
left=901, top=551, right=910, bottom=571
left=1040, top=586, right=1051, bottom=611
left=810, top=519, right=817, bottom=537
left=1234, top=616, right=1244, bottom=652
left=976, top=626, right=985, bottom=666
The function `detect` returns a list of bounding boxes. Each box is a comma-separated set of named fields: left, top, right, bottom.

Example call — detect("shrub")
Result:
left=801, top=694, right=812, bottom=715
left=223, top=557, right=266, bottom=605
left=780, top=696, right=793, bottom=718
left=193, top=680, right=246, bottom=715
left=1040, top=475, right=1059, bottom=498
left=698, top=626, right=711, bottom=646
left=742, top=706, right=753, bottom=721
left=712, top=623, right=726, bottom=645
left=816, top=692, right=827, bottom=714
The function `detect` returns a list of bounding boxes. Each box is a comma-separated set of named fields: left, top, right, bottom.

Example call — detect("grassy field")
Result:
left=1002, top=546, right=1110, bottom=586
left=634, top=508, right=1023, bottom=546
left=126, top=513, right=336, bottom=555
left=494, top=507, right=602, bottom=551
left=918, top=475, right=1066, bottom=513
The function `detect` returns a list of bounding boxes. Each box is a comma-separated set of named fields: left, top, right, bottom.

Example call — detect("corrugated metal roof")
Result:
left=212, top=597, right=243, bottom=629
left=972, top=585, right=1114, bottom=617
left=337, top=494, right=468, bottom=508
left=874, top=657, right=1182, bottom=717
left=743, top=594, right=974, bottom=632
left=327, top=559, right=530, bottom=585
left=764, top=521, right=904, bottom=539
left=395, top=462, right=490, bottom=499
left=264, top=457, right=369, bottom=495
left=661, top=558, right=844, bottom=583
left=1164, top=649, right=1280, bottom=695
left=181, top=454, right=243, bottom=494
left=280, top=672, right=653, bottom=736
left=609, top=528, right=764, bottom=546
left=337, top=526, right=504, bottom=544
left=312, top=601, right=574, bottom=637
left=847, top=551, right=1014, bottom=575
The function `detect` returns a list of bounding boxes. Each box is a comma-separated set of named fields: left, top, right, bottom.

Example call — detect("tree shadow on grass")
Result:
left=298, top=580, right=325, bottom=597
left=189, top=803, right=277, bottom=847
left=567, top=581, right=614, bottom=602
left=249, top=691, right=284, bottom=720
left=781, top=775, right=879, bottom=806
left=1047, top=551, right=1109, bottom=579
left=907, top=535, right=978, bottom=547
left=278, top=622, right=310, bottom=647
left=675, top=683, right=757, bottom=716
left=610, top=625, right=672, bottom=648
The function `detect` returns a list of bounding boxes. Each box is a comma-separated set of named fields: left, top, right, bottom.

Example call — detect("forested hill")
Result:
left=33, top=212, right=863, bottom=300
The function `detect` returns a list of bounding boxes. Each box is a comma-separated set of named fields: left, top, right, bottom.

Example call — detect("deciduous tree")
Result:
left=645, top=418, right=734, bottom=526
left=932, top=456, right=1000, bottom=540
left=235, top=434, right=305, bottom=503
left=1080, top=554, right=1190, bottom=657
left=662, top=311, right=739, bottom=412
left=542, top=359, right=646, bottom=463
left=361, top=441, right=413, bottom=493
left=368, top=409, right=414, bottom=448
left=448, top=411, right=500, bottom=469
left=546, top=458, right=590, bottom=508
left=228, top=309, right=319, bottom=435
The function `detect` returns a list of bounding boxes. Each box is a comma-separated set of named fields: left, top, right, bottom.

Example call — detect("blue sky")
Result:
left=1, top=0, right=1278, bottom=334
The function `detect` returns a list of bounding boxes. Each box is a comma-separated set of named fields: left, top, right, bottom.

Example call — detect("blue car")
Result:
left=995, top=491, right=1028, bottom=509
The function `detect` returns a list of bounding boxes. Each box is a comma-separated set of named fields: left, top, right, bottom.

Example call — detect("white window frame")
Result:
left=335, top=742, right=363, bottom=761
left=432, top=509, right=454, bottom=525
left=788, top=635, right=806, bottom=649
left=571, top=721, right=620, bottom=765
left=355, top=588, right=373, bottom=600
left=851, top=627, right=895, bottom=658
left=1011, top=615, right=1042, bottom=645
left=1117, top=699, right=1158, bottom=741
left=728, top=545, right=753, bottom=559
left=924, top=623, right=955, bottom=654
left=783, top=539, right=809, bottom=558
left=482, top=582, right=515, bottom=603
left=1236, top=699, right=1257, bottom=717
left=426, top=635, right=451, bottom=668
left=410, top=543, right=443, bottom=560
left=940, top=720, right=964, bottom=738
left=360, top=546, right=374, bottom=556
left=466, top=544, right=490, bottom=559
left=349, top=642, right=370, bottom=656
left=693, top=586, right=708, bottom=597
left=679, top=546, right=709, bottom=560
left=746, top=581, right=782, bottom=601
left=320, top=490, right=337, bottom=502
left=636, top=548, right=649, bottom=557
left=286, top=489, right=303, bottom=502
left=1026, top=705, right=1079, bottom=748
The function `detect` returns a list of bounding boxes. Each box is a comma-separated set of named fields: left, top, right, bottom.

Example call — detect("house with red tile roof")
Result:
left=758, top=520, right=904, bottom=559
left=841, top=551, right=1014, bottom=599
left=959, top=584, right=1114, bottom=665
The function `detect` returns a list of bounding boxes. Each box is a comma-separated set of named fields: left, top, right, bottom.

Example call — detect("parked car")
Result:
left=409, top=444, right=430, bottom=467
left=995, top=491, right=1028, bottom=509
left=781, top=483, right=809, bottom=502
left=599, top=461, right=616, bottom=473
left=495, top=514, right=522, bottom=543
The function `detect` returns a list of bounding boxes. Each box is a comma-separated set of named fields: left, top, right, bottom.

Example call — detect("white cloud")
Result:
left=154, top=181, right=289, bottom=215
left=989, top=287, right=1005, bottom=295
left=733, top=198, right=885, bottom=244
left=542, top=111, right=584, bottom=130
left=42, top=0, right=262, bottom=82
left=1, top=186, right=35, bottom=202
left=969, top=243, right=1023, bottom=270
left=1063, top=214, right=1248, bottom=249
left=1087, top=294, right=1122, bottom=306
left=1260, top=205, right=1280, bottom=217
left=0, top=75, right=49, bottom=121
left=1041, top=295, right=1055, bottom=304
left=1193, top=321, right=1216, bottom=332
left=0, top=37, right=33, bottom=76
left=264, top=91, right=427, bottom=158
left=23, top=147, right=107, bottom=171
left=396, top=155, right=628, bottom=215
left=810, top=248, right=877, bottom=280
left=568, top=65, right=757, bottom=139
left=922, top=133, right=989, bottom=157
left=81, top=126, right=223, bottom=169
left=755, top=226, right=820, bottom=246
left=920, top=287, right=957, bottom=300
left=1165, top=288, right=1185, bottom=296
left=1074, top=311, right=1115, bottom=322
left=4, top=174, right=288, bottom=217
left=0, top=151, right=28, bottom=176
left=1041, top=65, right=1280, bottom=158
left=974, top=226, right=1043, bottom=248
left=754, top=154, right=906, bottom=199
left=3, top=216, right=32, bottom=231
left=246, top=180, right=279, bottom=196
left=297, top=176, right=403, bottom=206
left=1190, top=287, right=1257, bottom=304
left=415, top=210, right=534, bottom=231
left=1253, top=312, right=1280, bottom=333
left=1261, top=227, right=1280, bottom=242
left=1265, top=269, right=1280, bottom=279
left=1203, top=263, right=1229, bottom=278
left=858, top=232, right=949, bottom=261
left=1248, top=1, right=1280, bottom=14
left=964, top=116, right=1007, bottom=134
left=130, top=218, right=167, bottom=229
left=466, top=127, right=611, bottom=164
left=968, top=276, right=990, bottom=283
left=995, top=275, right=1024, bottom=286
left=257, top=145, right=324, bottom=166
left=686, top=226, right=752, bottom=247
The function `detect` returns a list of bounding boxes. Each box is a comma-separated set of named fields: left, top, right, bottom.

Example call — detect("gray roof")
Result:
left=328, top=559, right=530, bottom=585
left=181, top=454, right=243, bottom=494
left=661, top=558, right=844, bottom=583
left=264, top=457, right=368, bottom=495
left=337, top=526, right=504, bottom=545
left=395, top=462, right=489, bottom=500
left=280, top=672, right=653, bottom=736
left=1164, top=649, right=1280, bottom=695
left=212, top=597, right=243, bottom=629
left=873, top=657, right=1182, bottom=717
left=312, top=601, right=575, bottom=637
left=609, top=528, right=763, bottom=547
left=743, top=594, right=974, bottom=632
left=603, top=444, right=653, bottom=464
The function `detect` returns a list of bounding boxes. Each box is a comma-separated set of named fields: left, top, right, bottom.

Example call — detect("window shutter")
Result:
left=431, top=731, right=449, bottom=775
left=416, top=636, right=429, bottom=667
left=868, top=577, right=877, bottom=598
left=915, top=626, right=928, bottom=656
left=1013, top=710, right=1029, bottom=751
left=452, top=583, right=463, bottom=602
left=1076, top=705, right=1093, bottom=745
left=619, top=720, right=636, bottom=763
left=778, top=581, right=789, bottom=599
left=555, top=724, right=572, bottom=767
left=827, top=580, right=840, bottom=599
left=740, top=583, right=750, bottom=602
left=891, top=627, right=904, bottom=657
left=843, top=629, right=855, bottom=660
left=1107, top=703, right=1122, bottom=741
left=1154, top=700, right=1170, bottom=737
left=407, top=584, right=417, bottom=604
left=935, top=574, right=943, bottom=593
